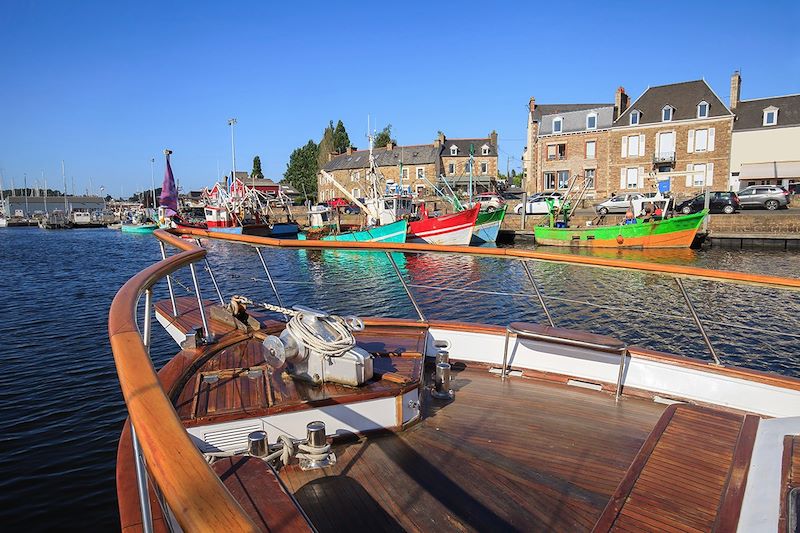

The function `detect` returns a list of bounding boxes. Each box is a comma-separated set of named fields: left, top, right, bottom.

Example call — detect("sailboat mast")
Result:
left=150, top=157, right=156, bottom=217
left=469, top=143, right=474, bottom=204
left=43, top=171, right=48, bottom=214
left=62, top=160, right=68, bottom=213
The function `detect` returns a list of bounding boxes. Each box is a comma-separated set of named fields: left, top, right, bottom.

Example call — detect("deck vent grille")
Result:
left=567, top=379, right=603, bottom=391
left=202, top=424, right=262, bottom=453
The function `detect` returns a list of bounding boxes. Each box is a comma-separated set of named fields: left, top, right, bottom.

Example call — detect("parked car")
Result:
left=343, top=201, right=363, bottom=214
left=674, top=191, right=740, bottom=214
left=514, top=195, right=563, bottom=215
left=736, top=186, right=789, bottom=210
left=595, top=193, right=647, bottom=215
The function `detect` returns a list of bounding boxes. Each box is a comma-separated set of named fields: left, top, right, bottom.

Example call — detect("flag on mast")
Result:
left=159, top=149, right=178, bottom=217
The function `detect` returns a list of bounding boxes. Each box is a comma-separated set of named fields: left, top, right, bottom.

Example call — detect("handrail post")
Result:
left=158, top=241, right=178, bottom=317
left=255, top=247, right=285, bottom=309
left=386, top=251, right=426, bottom=322
left=615, top=348, right=627, bottom=401
left=675, top=277, right=722, bottom=365
left=521, top=260, right=555, bottom=327
left=143, top=288, right=152, bottom=355
left=196, top=239, right=224, bottom=304
left=189, top=262, right=214, bottom=343
left=131, top=424, right=154, bottom=533
left=501, top=327, right=512, bottom=380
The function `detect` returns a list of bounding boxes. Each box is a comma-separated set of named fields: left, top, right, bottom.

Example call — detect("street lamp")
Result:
left=228, top=118, right=237, bottom=191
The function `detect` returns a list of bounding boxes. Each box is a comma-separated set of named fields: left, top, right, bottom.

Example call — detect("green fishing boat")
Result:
left=121, top=223, right=158, bottom=234
left=534, top=209, right=707, bottom=249
left=471, top=205, right=507, bottom=244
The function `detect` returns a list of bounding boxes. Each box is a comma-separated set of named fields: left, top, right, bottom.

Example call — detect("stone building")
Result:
left=729, top=71, right=800, bottom=192
left=524, top=98, right=613, bottom=194
left=609, top=80, right=733, bottom=199
left=318, top=132, right=498, bottom=201
left=530, top=104, right=615, bottom=200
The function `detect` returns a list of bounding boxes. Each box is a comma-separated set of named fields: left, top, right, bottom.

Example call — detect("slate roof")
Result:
left=532, top=103, right=611, bottom=122
left=733, top=94, right=800, bottom=131
left=616, top=80, right=732, bottom=126
left=442, top=138, right=497, bottom=157
left=538, top=106, right=615, bottom=135
left=323, top=145, right=439, bottom=171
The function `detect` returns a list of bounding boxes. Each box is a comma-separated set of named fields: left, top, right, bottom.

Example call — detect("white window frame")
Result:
left=450, top=145, right=459, bottom=156
left=464, top=160, right=471, bottom=174
left=763, top=107, right=778, bottom=126
left=352, top=188, right=361, bottom=198
left=553, top=117, right=563, bottom=133
left=544, top=172, right=556, bottom=190
left=627, top=135, right=639, bottom=157
left=662, top=106, right=673, bottom=122
left=630, top=110, right=640, bottom=125
left=415, top=184, right=426, bottom=195
left=448, top=162, right=455, bottom=175
left=402, top=167, right=409, bottom=180
left=584, top=168, right=596, bottom=189
left=694, top=128, right=708, bottom=152
left=585, top=140, right=596, bottom=159
left=692, top=164, right=707, bottom=187
left=352, top=170, right=360, bottom=182
left=626, top=167, right=638, bottom=189
left=557, top=170, right=569, bottom=189
left=586, top=113, right=597, bottom=130
left=416, top=167, right=425, bottom=180
left=697, top=101, right=709, bottom=118
left=480, top=161, right=488, bottom=174
left=481, top=144, right=490, bottom=155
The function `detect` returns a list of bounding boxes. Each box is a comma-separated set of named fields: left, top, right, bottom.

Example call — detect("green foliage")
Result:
left=317, top=121, right=336, bottom=170
left=284, top=140, right=319, bottom=196
left=333, top=120, right=350, bottom=154
left=512, top=175, right=522, bottom=187
left=373, top=124, right=396, bottom=148
left=251, top=156, right=264, bottom=180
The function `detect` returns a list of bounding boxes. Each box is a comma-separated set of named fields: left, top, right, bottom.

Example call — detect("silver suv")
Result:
left=737, top=186, right=789, bottom=210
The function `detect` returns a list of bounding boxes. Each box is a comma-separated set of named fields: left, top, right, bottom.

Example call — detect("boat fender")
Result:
left=616, top=235, right=624, bottom=244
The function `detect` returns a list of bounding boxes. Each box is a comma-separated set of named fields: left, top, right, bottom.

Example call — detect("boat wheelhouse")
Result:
left=110, top=228, right=800, bottom=532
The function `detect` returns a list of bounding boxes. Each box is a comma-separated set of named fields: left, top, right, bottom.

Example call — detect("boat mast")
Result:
left=43, top=171, right=48, bottom=215
left=62, top=160, right=68, bottom=213
left=150, top=157, right=156, bottom=219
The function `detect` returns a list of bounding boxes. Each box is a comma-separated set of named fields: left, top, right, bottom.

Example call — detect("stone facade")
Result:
left=607, top=116, right=733, bottom=199
left=536, top=129, right=611, bottom=200
left=319, top=133, right=498, bottom=201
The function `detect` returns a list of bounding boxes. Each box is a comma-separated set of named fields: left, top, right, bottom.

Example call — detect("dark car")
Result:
left=674, top=191, right=740, bottom=214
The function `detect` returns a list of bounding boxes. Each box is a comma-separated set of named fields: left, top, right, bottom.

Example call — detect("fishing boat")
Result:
left=408, top=203, right=480, bottom=245
left=535, top=209, right=707, bottom=248
left=111, top=229, right=800, bottom=532
left=471, top=203, right=507, bottom=244
left=299, top=218, right=409, bottom=243
left=121, top=222, right=158, bottom=234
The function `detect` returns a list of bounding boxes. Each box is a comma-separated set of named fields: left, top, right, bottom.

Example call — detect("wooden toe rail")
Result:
left=593, top=404, right=759, bottom=533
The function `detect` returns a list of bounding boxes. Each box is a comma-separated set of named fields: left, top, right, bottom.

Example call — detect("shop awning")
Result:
left=739, top=161, right=800, bottom=179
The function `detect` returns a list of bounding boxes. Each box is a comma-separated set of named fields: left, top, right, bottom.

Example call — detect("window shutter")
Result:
left=687, top=130, right=695, bottom=153
left=708, top=128, right=715, bottom=151
left=639, top=134, right=646, bottom=156
left=706, top=163, right=714, bottom=186
left=637, top=167, right=645, bottom=189
left=685, top=164, right=693, bottom=187
left=621, top=137, right=628, bottom=158
left=620, top=168, right=626, bottom=189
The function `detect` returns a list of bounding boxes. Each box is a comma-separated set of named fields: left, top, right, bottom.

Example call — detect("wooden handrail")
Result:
left=109, top=230, right=258, bottom=531
left=170, top=227, right=800, bottom=291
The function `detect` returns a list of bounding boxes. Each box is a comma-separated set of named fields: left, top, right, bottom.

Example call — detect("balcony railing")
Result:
left=653, top=151, right=676, bottom=164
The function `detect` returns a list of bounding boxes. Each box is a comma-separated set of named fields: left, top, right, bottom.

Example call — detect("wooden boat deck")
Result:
left=279, top=363, right=666, bottom=532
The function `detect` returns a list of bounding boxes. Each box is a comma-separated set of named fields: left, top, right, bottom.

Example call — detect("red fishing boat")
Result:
left=407, top=203, right=480, bottom=246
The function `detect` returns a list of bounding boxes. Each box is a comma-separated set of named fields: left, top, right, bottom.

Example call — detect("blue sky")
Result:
left=1, top=0, right=798, bottom=197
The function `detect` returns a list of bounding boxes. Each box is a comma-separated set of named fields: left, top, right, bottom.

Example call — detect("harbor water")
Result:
left=1, top=227, right=799, bottom=531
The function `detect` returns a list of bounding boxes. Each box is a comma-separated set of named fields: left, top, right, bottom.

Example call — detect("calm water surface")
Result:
left=1, top=227, right=798, bottom=530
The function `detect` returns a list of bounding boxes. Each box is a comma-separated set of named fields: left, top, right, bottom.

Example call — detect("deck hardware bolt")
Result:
left=408, top=400, right=419, bottom=410
left=248, top=431, right=268, bottom=457
left=432, top=362, right=454, bottom=399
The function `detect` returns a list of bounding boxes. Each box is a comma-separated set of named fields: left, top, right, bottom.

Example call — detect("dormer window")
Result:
left=662, top=105, right=674, bottom=122
left=450, top=145, right=459, bottom=156
left=586, top=113, right=597, bottom=130
left=481, top=144, right=490, bottom=155
left=697, top=101, right=709, bottom=118
left=630, top=110, right=640, bottom=125
left=553, top=117, right=563, bottom=133
left=763, top=106, right=778, bottom=126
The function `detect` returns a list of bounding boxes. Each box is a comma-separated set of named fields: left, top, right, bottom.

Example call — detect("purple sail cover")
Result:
left=159, top=152, right=179, bottom=217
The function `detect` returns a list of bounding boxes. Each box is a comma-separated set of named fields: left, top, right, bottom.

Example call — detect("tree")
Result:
left=317, top=121, right=336, bottom=170
left=284, top=140, right=319, bottom=196
left=251, top=156, right=264, bottom=180
left=373, top=124, right=396, bottom=148
left=333, top=120, right=350, bottom=154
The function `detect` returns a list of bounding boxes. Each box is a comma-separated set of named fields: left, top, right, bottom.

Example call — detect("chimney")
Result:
left=528, top=96, right=536, bottom=113
left=386, top=141, right=394, bottom=151
left=614, top=87, right=629, bottom=119
left=434, top=131, right=445, bottom=147
left=730, top=70, right=741, bottom=109
left=346, top=146, right=354, bottom=155
left=489, top=130, right=498, bottom=149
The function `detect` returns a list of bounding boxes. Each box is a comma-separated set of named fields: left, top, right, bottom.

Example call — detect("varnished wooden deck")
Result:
left=279, top=363, right=666, bottom=532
